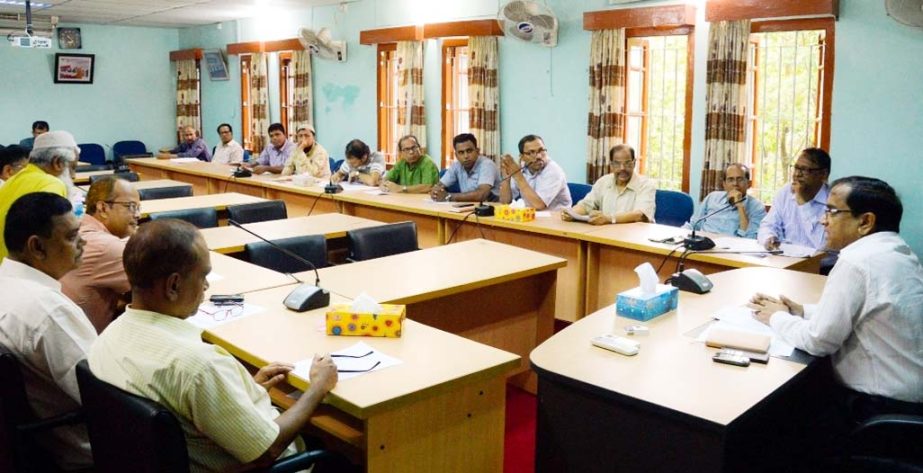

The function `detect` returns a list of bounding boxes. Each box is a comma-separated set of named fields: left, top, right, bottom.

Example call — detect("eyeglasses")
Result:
left=106, top=201, right=140, bottom=213
left=400, top=145, right=421, bottom=153
left=791, top=164, right=825, bottom=175
left=724, top=176, right=748, bottom=184
left=331, top=352, right=381, bottom=373
left=523, top=148, right=548, bottom=157
left=612, top=159, right=635, bottom=169
left=196, top=304, right=244, bottom=322
left=824, top=207, right=853, bottom=218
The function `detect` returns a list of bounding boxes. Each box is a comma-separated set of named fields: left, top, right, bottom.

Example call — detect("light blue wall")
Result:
left=0, top=23, right=179, bottom=157
left=178, top=21, right=238, bottom=148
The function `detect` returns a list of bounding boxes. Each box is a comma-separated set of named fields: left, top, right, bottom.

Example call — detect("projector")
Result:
left=9, top=35, right=52, bottom=48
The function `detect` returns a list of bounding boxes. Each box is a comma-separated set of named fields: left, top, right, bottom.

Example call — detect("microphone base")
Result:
left=232, top=167, right=252, bottom=178
left=683, top=235, right=716, bottom=251
left=475, top=204, right=495, bottom=217
left=324, top=183, right=343, bottom=194
left=283, top=284, right=330, bottom=312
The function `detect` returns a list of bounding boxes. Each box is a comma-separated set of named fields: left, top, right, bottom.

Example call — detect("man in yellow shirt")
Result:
left=0, top=131, right=80, bottom=261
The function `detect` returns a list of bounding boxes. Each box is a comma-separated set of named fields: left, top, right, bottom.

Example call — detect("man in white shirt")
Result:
left=331, top=139, right=385, bottom=186
left=0, top=192, right=94, bottom=470
left=211, top=123, right=244, bottom=165
left=749, top=176, right=923, bottom=424
left=499, top=134, right=572, bottom=211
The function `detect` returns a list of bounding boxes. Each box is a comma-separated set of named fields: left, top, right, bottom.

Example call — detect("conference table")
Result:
left=138, top=192, right=266, bottom=219
left=199, top=214, right=384, bottom=254
left=73, top=169, right=113, bottom=185
left=77, top=178, right=192, bottom=193
left=205, top=251, right=295, bottom=297
left=530, top=267, right=830, bottom=473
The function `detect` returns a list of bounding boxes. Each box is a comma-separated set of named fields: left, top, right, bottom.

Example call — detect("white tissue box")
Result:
left=326, top=303, right=406, bottom=337
left=616, top=284, right=678, bottom=321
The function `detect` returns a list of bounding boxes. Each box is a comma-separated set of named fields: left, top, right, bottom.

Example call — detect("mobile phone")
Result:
left=718, top=348, right=770, bottom=364
left=648, top=236, right=682, bottom=244
left=452, top=203, right=475, bottom=208
left=209, top=294, right=244, bottom=305
left=712, top=351, right=750, bottom=367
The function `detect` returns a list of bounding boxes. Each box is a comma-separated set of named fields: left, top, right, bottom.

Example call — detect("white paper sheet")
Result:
left=712, top=238, right=815, bottom=258
left=779, top=242, right=816, bottom=258
left=563, top=208, right=590, bottom=222
left=338, top=182, right=378, bottom=192
left=186, top=302, right=265, bottom=329
left=293, top=341, right=402, bottom=381
left=169, top=157, right=201, bottom=163
left=205, top=272, right=224, bottom=283
left=535, top=211, right=551, bottom=218
left=696, top=306, right=795, bottom=357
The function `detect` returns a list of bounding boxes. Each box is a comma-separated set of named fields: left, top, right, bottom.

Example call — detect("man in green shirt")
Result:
left=380, top=135, right=439, bottom=194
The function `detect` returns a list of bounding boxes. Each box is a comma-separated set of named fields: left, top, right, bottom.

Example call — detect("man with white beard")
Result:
left=0, top=130, right=81, bottom=261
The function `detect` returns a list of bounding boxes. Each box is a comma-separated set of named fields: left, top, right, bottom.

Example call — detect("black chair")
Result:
left=228, top=200, right=288, bottom=224
left=1, top=344, right=84, bottom=473
left=138, top=186, right=193, bottom=201
left=80, top=164, right=111, bottom=172
left=246, top=235, right=328, bottom=273
left=113, top=170, right=140, bottom=182
left=77, top=143, right=107, bottom=166
left=75, top=361, right=333, bottom=473
left=111, top=140, right=148, bottom=161
left=821, top=413, right=923, bottom=472
left=346, top=221, right=418, bottom=262
left=149, top=208, right=218, bottom=229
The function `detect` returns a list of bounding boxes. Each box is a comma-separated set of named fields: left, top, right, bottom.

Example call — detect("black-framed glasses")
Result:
left=331, top=351, right=372, bottom=359
left=522, top=148, right=548, bottom=157
left=105, top=201, right=140, bottom=213
left=724, top=176, right=748, bottom=184
left=336, top=360, right=381, bottom=373
left=400, top=145, right=421, bottom=153
left=824, top=207, right=853, bottom=218
left=790, top=164, right=824, bottom=175
left=612, top=159, right=635, bottom=169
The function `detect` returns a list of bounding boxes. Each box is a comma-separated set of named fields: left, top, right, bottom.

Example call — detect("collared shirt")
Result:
left=385, top=155, right=440, bottom=187
left=578, top=172, right=657, bottom=222
left=19, top=137, right=34, bottom=149
left=257, top=140, right=296, bottom=168
left=60, top=215, right=129, bottom=333
left=440, top=156, right=501, bottom=201
left=282, top=142, right=331, bottom=179
left=758, top=183, right=829, bottom=250
left=172, top=138, right=212, bottom=162
left=88, top=307, right=297, bottom=472
left=510, top=160, right=572, bottom=211
left=0, top=259, right=95, bottom=469
left=769, top=232, right=923, bottom=403
left=212, top=139, right=244, bottom=165
left=338, top=151, right=386, bottom=177
left=0, top=163, right=67, bottom=261
left=683, top=190, right=767, bottom=239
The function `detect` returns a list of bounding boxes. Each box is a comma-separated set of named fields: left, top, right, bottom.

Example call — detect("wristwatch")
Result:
left=445, top=193, right=452, bottom=202
left=402, top=186, right=407, bottom=193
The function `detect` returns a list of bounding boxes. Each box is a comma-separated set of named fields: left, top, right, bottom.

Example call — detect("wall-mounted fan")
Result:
left=498, top=1, right=558, bottom=48
left=298, top=27, right=347, bottom=62
left=886, top=0, right=923, bottom=28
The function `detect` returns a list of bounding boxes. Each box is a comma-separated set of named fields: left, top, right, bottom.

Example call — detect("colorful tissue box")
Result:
left=495, top=205, right=535, bottom=222
left=616, top=284, right=679, bottom=321
left=325, top=304, right=406, bottom=337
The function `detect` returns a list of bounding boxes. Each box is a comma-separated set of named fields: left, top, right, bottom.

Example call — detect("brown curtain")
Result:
left=248, top=53, right=270, bottom=153
left=701, top=20, right=750, bottom=197
left=586, top=29, right=626, bottom=183
left=175, top=59, right=201, bottom=139
left=396, top=41, right=427, bottom=148
left=468, top=36, right=500, bottom=161
left=290, top=49, right=314, bottom=135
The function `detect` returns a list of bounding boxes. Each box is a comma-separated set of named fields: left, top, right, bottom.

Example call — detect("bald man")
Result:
left=159, top=126, right=211, bottom=162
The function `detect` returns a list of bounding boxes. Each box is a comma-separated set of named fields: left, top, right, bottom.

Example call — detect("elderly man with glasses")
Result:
left=380, top=134, right=439, bottom=194
left=561, top=144, right=656, bottom=225
left=758, top=148, right=832, bottom=251
left=683, top=163, right=766, bottom=238
left=498, top=134, right=572, bottom=211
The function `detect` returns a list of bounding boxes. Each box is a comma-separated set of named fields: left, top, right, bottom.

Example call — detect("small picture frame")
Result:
left=54, top=53, right=95, bottom=84
left=203, top=49, right=229, bottom=81
left=57, top=27, right=82, bottom=49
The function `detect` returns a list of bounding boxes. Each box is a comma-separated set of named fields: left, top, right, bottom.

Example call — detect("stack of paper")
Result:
left=697, top=306, right=795, bottom=357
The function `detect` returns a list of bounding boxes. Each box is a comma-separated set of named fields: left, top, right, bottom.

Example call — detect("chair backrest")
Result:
left=332, top=159, right=344, bottom=173
left=227, top=200, right=287, bottom=224
left=78, top=143, right=107, bottom=166
left=245, top=235, right=328, bottom=273
left=347, top=222, right=418, bottom=262
left=138, top=186, right=194, bottom=201
left=75, top=361, right=189, bottom=473
left=114, top=171, right=140, bottom=182
left=111, top=141, right=147, bottom=160
left=149, top=208, right=218, bottom=229
left=243, top=149, right=251, bottom=162
left=328, top=157, right=336, bottom=173
left=654, top=190, right=694, bottom=227
left=437, top=169, right=460, bottom=194
left=567, top=182, right=592, bottom=204
left=81, top=164, right=112, bottom=172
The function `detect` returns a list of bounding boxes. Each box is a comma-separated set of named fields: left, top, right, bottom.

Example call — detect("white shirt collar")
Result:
left=0, top=258, right=61, bottom=291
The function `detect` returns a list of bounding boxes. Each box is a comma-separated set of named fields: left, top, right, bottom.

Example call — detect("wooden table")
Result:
left=139, top=192, right=266, bottom=219
left=530, top=267, right=830, bottom=473
left=78, top=178, right=193, bottom=193
left=74, top=169, right=113, bottom=185
left=199, top=214, right=384, bottom=254
left=302, top=239, right=566, bottom=392
left=204, top=285, right=520, bottom=472
left=205, top=251, right=295, bottom=297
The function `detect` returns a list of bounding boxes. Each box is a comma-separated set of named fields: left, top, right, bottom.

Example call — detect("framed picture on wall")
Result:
left=54, top=53, right=95, bottom=84
left=203, top=49, right=229, bottom=81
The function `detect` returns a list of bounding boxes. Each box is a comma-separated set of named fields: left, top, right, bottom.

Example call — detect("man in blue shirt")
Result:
left=431, top=133, right=500, bottom=203
left=158, top=126, right=211, bottom=162
left=19, top=120, right=49, bottom=150
left=684, top=163, right=766, bottom=238
left=246, top=123, right=295, bottom=175
left=758, top=148, right=831, bottom=251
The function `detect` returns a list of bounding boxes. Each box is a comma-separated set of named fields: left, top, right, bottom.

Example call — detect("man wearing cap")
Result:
left=0, top=130, right=81, bottom=261
left=282, top=125, right=330, bottom=180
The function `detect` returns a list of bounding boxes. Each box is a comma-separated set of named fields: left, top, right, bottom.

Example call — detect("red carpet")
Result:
left=504, top=385, right=536, bottom=473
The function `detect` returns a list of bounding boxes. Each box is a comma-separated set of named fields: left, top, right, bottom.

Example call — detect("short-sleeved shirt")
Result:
left=60, top=215, right=130, bottom=333
left=88, top=307, right=297, bottom=472
left=439, top=156, right=501, bottom=201
left=282, top=142, right=331, bottom=179
left=19, top=137, right=34, bottom=149
left=257, top=140, right=296, bottom=168
left=212, top=140, right=244, bottom=165
left=510, top=160, right=571, bottom=211
left=757, top=183, right=829, bottom=250
left=577, top=172, right=657, bottom=223
left=385, top=155, right=440, bottom=187
left=338, top=151, right=386, bottom=177
left=683, top=190, right=767, bottom=239
left=172, top=138, right=212, bottom=162
left=0, top=163, right=67, bottom=261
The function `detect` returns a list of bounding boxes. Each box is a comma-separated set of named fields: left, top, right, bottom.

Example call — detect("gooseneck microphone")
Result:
left=476, top=162, right=528, bottom=217
left=684, top=195, right=747, bottom=251
left=228, top=219, right=330, bottom=311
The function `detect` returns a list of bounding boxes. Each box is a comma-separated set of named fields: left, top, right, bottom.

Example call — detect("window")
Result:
left=745, top=19, right=833, bottom=203
left=240, top=54, right=252, bottom=152
left=442, top=39, right=469, bottom=168
left=623, top=31, right=692, bottom=192
left=279, top=52, right=294, bottom=137
left=377, top=44, right=399, bottom=165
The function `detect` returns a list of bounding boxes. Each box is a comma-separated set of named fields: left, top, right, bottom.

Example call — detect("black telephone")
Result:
left=668, top=268, right=714, bottom=294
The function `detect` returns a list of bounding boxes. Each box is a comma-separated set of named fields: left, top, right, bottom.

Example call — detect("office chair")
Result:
left=1, top=344, right=85, bottom=473
left=245, top=235, right=328, bottom=273
left=149, top=208, right=218, bottom=229
left=328, top=157, right=336, bottom=174
left=138, top=186, right=193, bottom=201
left=227, top=200, right=287, bottom=224
left=111, top=140, right=147, bottom=160
left=89, top=172, right=139, bottom=185
left=332, top=159, right=344, bottom=174
left=567, top=182, right=592, bottom=204
left=654, top=189, right=694, bottom=227
left=346, top=221, right=418, bottom=262
left=77, top=143, right=107, bottom=166
left=75, top=361, right=335, bottom=473
left=243, top=149, right=251, bottom=162
left=80, top=164, right=112, bottom=172
left=818, top=413, right=923, bottom=473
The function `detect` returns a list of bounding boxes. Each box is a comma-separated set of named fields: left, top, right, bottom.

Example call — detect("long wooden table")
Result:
left=205, top=251, right=295, bottom=297
left=530, top=267, right=829, bottom=473
left=199, top=214, right=384, bottom=254
left=139, top=192, right=266, bottom=219
left=78, top=178, right=193, bottom=193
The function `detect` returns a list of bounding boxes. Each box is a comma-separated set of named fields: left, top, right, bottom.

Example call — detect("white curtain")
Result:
left=395, top=41, right=427, bottom=148
left=290, top=49, right=314, bottom=135
left=468, top=36, right=500, bottom=161
left=586, top=29, right=626, bottom=184
left=249, top=53, right=270, bottom=152
left=175, top=59, right=201, bottom=139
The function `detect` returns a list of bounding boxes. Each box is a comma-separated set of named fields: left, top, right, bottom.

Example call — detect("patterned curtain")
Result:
left=701, top=20, right=750, bottom=197
left=249, top=53, right=270, bottom=153
left=396, top=41, right=427, bottom=148
left=290, top=49, right=314, bottom=135
left=586, top=29, right=626, bottom=184
left=175, top=59, right=201, bottom=140
left=468, top=36, right=500, bottom=161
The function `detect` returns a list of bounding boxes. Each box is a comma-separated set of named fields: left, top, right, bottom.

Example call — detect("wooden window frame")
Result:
left=279, top=51, right=293, bottom=137
left=240, top=54, right=252, bottom=152
left=377, top=43, right=398, bottom=164
left=441, top=38, right=468, bottom=168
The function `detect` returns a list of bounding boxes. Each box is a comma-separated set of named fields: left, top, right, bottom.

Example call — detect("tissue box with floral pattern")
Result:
left=495, top=205, right=535, bottom=222
left=325, top=303, right=406, bottom=337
